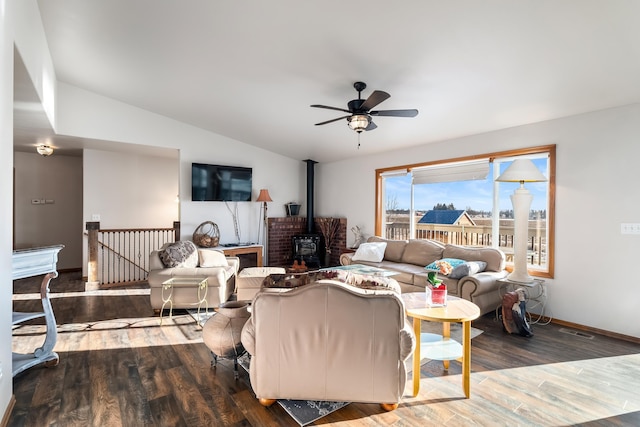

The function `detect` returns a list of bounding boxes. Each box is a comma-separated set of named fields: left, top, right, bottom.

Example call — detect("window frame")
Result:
left=375, top=144, right=556, bottom=279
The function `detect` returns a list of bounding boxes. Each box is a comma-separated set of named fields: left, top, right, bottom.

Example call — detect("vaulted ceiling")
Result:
left=14, top=1, right=640, bottom=162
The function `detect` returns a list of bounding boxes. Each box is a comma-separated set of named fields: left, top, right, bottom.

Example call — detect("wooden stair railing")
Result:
left=86, top=221, right=180, bottom=287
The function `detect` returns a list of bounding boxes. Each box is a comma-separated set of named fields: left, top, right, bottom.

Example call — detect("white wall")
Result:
left=317, top=103, right=640, bottom=338
left=1, top=0, right=14, bottom=417
left=82, top=149, right=179, bottom=276
left=83, top=149, right=178, bottom=229
left=57, top=83, right=306, bottom=246
left=14, top=152, right=83, bottom=270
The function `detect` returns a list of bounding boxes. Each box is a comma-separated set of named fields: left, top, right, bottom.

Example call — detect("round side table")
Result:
left=402, top=293, right=480, bottom=398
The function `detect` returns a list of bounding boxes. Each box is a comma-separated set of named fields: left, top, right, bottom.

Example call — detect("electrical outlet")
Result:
left=621, top=223, right=640, bottom=234
left=92, top=214, right=101, bottom=221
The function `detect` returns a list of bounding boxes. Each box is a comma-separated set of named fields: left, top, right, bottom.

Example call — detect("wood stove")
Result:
left=292, top=234, right=322, bottom=268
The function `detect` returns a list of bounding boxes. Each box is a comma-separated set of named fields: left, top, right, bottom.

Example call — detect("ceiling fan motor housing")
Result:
left=348, top=99, right=365, bottom=112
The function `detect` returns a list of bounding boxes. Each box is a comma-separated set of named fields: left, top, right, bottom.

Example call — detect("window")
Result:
left=375, top=145, right=555, bottom=278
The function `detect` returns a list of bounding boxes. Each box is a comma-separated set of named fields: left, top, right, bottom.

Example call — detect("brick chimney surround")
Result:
left=267, top=216, right=347, bottom=268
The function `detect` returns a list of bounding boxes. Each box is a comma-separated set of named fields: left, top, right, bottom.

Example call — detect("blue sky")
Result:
left=385, top=158, right=549, bottom=212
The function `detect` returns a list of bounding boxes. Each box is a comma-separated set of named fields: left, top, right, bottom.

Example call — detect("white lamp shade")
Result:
left=496, top=159, right=547, bottom=183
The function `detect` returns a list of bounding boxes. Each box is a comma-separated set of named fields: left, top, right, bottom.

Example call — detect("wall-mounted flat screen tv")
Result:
left=191, top=163, right=252, bottom=201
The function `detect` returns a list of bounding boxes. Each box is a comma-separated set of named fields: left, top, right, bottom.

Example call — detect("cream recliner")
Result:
left=240, top=279, right=415, bottom=411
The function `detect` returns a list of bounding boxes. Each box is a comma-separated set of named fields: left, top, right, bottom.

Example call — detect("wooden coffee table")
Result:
left=402, top=293, right=480, bottom=398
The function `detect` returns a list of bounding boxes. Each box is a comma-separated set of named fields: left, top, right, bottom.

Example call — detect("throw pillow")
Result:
left=159, top=240, right=198, bottom=268
left=425, top=258, right=466, bottom=275
left=351, top=242, right=387, bottom=263
left=449, top=261, right=487, bottom=279
left=198, top=249, right=229, bottom=267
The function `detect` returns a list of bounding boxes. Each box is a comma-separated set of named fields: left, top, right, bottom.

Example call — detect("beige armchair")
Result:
left=240, top=279, right=415, bottom=411
left=148, top=246, right=239, bottom=310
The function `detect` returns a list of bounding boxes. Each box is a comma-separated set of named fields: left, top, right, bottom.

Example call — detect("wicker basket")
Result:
left=192, top=221, right=220, bottom=248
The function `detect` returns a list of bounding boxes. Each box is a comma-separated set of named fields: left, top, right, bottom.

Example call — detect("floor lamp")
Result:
left=256, top=189, right=272, bottom=265
left=496, top=159, right=547, bottom=284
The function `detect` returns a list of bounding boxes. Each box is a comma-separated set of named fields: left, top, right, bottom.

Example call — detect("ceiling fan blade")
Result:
left=365, top=121, right=378, bottom=131
left=370, top=109, right=419, bottom=117
left=360, top=90, right=390, bottom=111
left=310, top=104, right=351, bottom=113
left=315, top=115, right=351, bottom=126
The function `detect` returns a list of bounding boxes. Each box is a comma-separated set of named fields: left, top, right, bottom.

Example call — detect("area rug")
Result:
left=237, top=353, right=348, bottom=426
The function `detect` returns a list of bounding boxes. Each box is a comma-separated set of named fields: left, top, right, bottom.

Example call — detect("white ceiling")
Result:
left=14, top=0, right=640, bottom=163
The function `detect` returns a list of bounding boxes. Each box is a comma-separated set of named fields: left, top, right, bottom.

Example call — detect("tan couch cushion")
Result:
left=400, top=239, right=445, bottom=266
left=368, top=236, right=407, bottom=262
left=443, top=244, right=505, bottom=272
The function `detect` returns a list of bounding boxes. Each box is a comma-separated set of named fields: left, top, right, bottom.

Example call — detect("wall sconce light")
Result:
left=37, top=145, right=54, bottom=157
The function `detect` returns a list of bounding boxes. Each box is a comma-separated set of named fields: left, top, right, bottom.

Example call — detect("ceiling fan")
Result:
left=311, top=81, right=419, bottom=133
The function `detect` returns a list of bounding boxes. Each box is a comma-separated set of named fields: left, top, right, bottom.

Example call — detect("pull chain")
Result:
left=357, top=132, right=361, bottom=149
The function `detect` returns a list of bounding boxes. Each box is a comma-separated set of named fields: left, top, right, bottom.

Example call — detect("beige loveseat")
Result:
left=340, top=237, right=507, bottom=315
left=240, top=279, right=415, bottom=410
left=148, top=241, right=239, bottom=310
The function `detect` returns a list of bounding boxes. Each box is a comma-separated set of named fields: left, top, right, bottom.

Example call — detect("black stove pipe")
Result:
left=304, top=159, right=318, bottom=234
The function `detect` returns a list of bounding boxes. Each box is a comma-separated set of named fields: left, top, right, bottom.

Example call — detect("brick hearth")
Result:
left=267, top=217, right=347, bottom=268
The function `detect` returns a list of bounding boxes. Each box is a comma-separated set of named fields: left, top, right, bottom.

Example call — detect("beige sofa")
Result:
left=340, top=237, right=507, bottom=315
left=240, top=279, right=415, bottom=410
left=148, top=243, right=239, bottom=310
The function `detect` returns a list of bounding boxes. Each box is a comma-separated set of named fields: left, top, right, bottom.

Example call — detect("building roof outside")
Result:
left=418, top=210, right=475, bottom=226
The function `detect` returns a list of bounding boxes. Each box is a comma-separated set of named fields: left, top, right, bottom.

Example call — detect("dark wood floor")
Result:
left=8, top=272, right=640, bottom=426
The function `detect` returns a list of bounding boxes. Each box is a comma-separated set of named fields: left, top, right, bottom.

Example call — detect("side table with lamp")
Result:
left=495, top=158, right=550, bottom=329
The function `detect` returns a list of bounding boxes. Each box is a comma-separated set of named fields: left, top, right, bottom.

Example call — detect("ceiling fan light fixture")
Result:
left=36, top=145, right=54, bottom=157
left=347, top=114, right=370, bottom=133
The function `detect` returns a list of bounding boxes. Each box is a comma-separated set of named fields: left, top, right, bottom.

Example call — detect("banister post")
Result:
left=86, top=221, right=100, bottom=289
left=173, top=221, right=181, bottom=242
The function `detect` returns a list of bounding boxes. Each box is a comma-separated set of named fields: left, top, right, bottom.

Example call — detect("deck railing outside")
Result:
left=384, top=222, right=546, bottom=266
left=86, top=221, right=180, bottom=287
